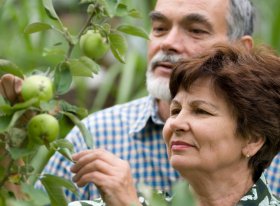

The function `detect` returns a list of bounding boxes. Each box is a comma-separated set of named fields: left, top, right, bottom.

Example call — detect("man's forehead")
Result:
left=153, top=0, right=229, bottom=28
left=154, top=0, right=229, bottom=12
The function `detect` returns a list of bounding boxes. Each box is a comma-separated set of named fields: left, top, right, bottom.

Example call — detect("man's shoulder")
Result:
left=90, top=96, right=151, bottom=117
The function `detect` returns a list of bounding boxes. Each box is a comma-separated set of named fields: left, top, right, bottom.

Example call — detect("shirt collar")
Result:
left=238, top=173, right=279, bottom=205
left=129, top=96, right=165, bottom=135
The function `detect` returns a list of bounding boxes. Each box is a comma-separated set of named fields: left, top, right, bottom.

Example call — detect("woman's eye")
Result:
left=170, top=108, right=180, bottom=116
left=193, top=108, right=211, bottom=115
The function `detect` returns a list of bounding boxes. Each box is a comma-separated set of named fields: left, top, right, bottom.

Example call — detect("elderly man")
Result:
left=0, top=0, right=255, bottom=202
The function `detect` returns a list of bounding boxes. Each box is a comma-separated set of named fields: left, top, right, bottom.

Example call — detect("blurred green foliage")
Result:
left=0, top=0, right=280, bottom=111
left=253, top=0, right=280, bottom=51
left=0, top=0, right=280, bottom=205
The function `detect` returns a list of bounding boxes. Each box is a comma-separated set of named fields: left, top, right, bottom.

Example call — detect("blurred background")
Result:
left=0, top=0, right=280, bottom=135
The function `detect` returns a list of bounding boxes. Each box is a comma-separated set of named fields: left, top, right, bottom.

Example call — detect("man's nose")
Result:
left=160, top=27, right=185, bottom=54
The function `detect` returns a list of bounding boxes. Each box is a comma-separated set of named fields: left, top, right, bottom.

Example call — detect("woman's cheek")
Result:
left=163, top=122, right=172, bottom=156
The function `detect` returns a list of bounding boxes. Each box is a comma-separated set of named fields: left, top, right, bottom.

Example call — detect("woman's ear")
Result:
left=242, top=136, right=265, bottom=157
left=240, top=35, right=254, bottom=50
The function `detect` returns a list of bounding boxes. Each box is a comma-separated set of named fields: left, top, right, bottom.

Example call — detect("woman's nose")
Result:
left=169, top=114, right=190, bottom=135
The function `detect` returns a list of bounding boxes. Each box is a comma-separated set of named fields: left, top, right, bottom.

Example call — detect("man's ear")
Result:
left=240, top=35, right=254, bottom=50
left=242, top=136, right=265, bottom=157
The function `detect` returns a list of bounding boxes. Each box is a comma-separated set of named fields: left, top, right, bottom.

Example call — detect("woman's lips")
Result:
left=171, top=141, right=195, bottom=151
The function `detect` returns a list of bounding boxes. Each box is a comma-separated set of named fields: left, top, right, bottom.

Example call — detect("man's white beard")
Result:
left=146, top=71, right=171, bottom=101
left=146, top=51, right=183, bottom=101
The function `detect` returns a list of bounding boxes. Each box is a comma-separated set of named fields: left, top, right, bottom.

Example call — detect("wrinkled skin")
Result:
left=71, top=149, right=141, bottom=206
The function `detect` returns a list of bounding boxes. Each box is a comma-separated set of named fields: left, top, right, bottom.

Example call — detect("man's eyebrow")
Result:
left=183, top=13, right=214, bottom=32
left=150, top=11, right=213, bottom=31
left=149, top=11, right=168, bottom=22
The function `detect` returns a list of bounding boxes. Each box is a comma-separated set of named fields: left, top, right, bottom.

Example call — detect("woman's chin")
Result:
left=170, top=155, right=193, bottom=171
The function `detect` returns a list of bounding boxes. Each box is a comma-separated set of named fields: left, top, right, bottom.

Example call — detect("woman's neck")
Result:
left=185, top=168, right=254, bottom=206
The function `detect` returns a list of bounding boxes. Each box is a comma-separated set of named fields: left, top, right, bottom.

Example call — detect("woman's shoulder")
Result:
left=239, top=174, right=280, bottom=205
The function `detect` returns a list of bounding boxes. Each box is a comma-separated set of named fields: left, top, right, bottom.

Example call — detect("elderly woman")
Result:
left=162, top=43, right=280, bottom=205
left=70, top=43, right=280, bottom=206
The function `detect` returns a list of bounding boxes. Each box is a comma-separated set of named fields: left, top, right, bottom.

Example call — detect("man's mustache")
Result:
left=150, top=52, right=183, bottom=70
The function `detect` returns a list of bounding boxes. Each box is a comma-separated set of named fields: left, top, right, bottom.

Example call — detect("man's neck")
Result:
left=157, top=99, right=171, bottom=122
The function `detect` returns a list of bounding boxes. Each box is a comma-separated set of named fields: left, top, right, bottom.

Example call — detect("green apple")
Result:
left=21, top=75, right=53, bottom=105
left=80, top=30, right=109, bottom=60
left=27, top=113, right=59, bottom=145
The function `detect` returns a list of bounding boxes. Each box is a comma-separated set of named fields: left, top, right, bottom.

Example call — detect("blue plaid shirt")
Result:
left=36, top=96, right=180, bottom=202
left=266, top=153, right=280, bottom=197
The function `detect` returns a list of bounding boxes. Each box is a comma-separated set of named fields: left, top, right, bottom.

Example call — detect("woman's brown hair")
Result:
left=170, top=43, right=280, bottom=182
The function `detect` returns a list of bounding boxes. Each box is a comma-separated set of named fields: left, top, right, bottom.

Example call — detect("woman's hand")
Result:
left=71, top=148, right=141, bottom=206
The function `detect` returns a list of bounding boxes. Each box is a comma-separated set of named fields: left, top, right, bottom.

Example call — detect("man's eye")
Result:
left=189, top=29, right=208, bottom=34
left=152, top=25, right=167, bottom=35
left=153, top=27, right=165, bottom=32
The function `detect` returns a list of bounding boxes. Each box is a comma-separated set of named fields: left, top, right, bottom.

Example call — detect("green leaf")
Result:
left=128, top=9, right=142, bottom=18
left=98, top=0, right=116, bottom=18
left=79, top=56, right=100, bottom=74
left=69, top=60, right=91, bottom=77
left=117, top=24, right=149, bottom=39
left=58, top=147, right=74, bottom=162
left=115, top=3, right=128, bottom=17
left=0, top=98, right=38, bottom=115
left=50, top=139, right=74, bottom=161
left=21, top=183, right=50, bottom=206
left=42, top=0, right=59, bottom=20
left=108, top=33, right=127, bottom=63
left=40, top=100, right=59, bottom=113
left=63, top=112, right=94, bottom=149
left=24, top=22, right=52, bottom=34
left=69, top=56, right=100, bottom=77
left=51, top=139, right=74, bottom=151
left=138, top=184, right=169, bottom=206
left=59, top=100, right=88, bottom=119
left=81, top=203, right=95, bottom=206
left=148, top=191, right=168, bottom=206
left=102, top=23, right=111, bottom=34
left=54, top=62, right=72, bottom=95
left=0, top=110, right=26, bottom=133
left=0, top=59, right=24, bottom=78
left=8, top=147, right=37, bottom=160
left=43, top=47, right=65, bottom=57
left=0, top=115, right=12, bottom=133
left=40, top=174, right=78, bottom=202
